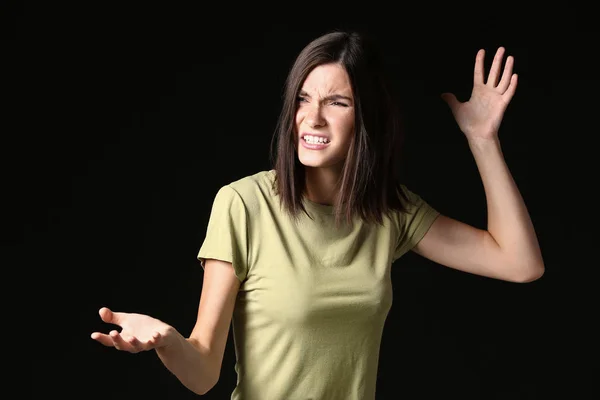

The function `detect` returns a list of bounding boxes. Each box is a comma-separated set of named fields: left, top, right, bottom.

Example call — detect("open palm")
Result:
left=442, top=47, right=518, bottom=141
left=91, top=307, right=174, bottom=353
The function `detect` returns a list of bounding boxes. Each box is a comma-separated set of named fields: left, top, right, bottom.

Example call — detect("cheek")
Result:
left=293, top=111, right=303, bottom=146
left=336, top=115, right=354, bottom=138
left=295, top=109, right=304, bottom=126
left=337, top=118, right=354, bottom=152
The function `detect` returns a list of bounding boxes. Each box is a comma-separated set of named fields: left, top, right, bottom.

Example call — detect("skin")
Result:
left=294, top=63, right=355, bottom=205
left=414, top=47, right=544, bottom=283
left=91, top=46, right=544, bottom=395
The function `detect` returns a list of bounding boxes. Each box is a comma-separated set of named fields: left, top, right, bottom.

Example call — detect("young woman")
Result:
left=91, top=30, right=544, bottom=399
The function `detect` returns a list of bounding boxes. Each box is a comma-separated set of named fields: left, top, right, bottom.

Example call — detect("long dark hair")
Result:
left=270, top=30, right=415, bottom=225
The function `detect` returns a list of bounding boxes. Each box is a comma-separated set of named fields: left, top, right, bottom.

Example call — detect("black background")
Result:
left=7, top=3, right=597, bottom=399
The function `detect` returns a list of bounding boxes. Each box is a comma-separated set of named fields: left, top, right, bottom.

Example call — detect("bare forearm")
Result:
left=155, top=327, right=218, bottom=395
left=468, top=137, right=544, bottom=280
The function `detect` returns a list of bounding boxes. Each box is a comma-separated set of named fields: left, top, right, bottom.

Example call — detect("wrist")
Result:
left=155, top=325, right=181, bottom=351
left=467, top=136, right=501, bottom=153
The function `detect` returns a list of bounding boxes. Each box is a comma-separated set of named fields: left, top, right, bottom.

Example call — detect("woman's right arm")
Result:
left=159, top=258, right=240, bottom=394
left=92, top=258, right=240, bottom=395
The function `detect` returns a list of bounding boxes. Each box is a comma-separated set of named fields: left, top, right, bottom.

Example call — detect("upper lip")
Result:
left=301, top=132, right=330, bottom=140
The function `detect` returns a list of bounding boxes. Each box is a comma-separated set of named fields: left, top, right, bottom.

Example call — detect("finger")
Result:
left=497, top=55, right=514, bottom=93
left=91, top=332, right=116, bottom=347
left=486, top=47, right=505, bottom=87
left=502, top=74, right=518, bottom=101
left=99, top=307, right=125, bottom=326
left=109, top=330, right=131, bottom=351
left=124, top=335, right=143, bottom=353
left=474, top=49, right=485, bottom=85
left=145, top=331, right=163, bottom=349
left=441, top=92, right=460, bottom=113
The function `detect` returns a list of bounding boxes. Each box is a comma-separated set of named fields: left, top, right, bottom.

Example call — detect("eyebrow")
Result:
left=299, top=90, right=353, bottom=103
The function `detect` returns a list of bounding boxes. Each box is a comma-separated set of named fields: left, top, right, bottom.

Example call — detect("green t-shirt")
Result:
left=197, top=170, right=440, bottom=400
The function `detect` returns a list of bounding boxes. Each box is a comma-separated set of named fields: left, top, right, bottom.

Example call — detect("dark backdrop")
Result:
left=7, top=3, right=596, bottom=399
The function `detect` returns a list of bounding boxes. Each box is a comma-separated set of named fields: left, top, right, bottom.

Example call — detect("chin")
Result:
left=298, top=152, right=324, bottom=167
left=298, top=153, right=343, bottom=169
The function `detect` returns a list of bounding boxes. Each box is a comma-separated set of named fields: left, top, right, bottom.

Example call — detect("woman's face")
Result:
left=295, top=63, right=355, bottom=170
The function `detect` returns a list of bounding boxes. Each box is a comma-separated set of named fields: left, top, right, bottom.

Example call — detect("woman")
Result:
left=91, top=30, right=544, bottom=399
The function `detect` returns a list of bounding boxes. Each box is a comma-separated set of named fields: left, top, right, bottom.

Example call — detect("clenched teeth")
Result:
left=303, top=135, right=330, bottom=144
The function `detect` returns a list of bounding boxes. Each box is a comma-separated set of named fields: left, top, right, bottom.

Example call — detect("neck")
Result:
left=304, top=166, right=342, bottom=206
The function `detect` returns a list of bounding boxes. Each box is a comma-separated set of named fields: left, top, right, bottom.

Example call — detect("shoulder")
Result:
left=391, top=183, right=439, bottom=226
left=226, top=170, right=275, bottom=198
left=397, top=184, right=425, bottom=212
left=219, top=170, right=277, bottom=211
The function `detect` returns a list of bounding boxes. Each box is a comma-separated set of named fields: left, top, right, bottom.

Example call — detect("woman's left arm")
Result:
left=412, top=47, right=545, bottom=283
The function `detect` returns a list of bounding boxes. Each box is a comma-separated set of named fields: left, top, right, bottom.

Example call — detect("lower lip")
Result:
left=301, top=139, right=330, bottom=150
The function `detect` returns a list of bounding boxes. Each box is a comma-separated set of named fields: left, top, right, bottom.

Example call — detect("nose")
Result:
left=305, top=104, right=326, bottom=129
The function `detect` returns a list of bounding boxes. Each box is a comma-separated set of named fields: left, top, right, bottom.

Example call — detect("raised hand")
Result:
left=441, top=47, right=518, bottom=141
left=91, top=307, right=175, bottom=353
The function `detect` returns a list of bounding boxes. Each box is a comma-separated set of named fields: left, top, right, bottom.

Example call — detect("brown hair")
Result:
left=270, top=30, right=415, bottom=225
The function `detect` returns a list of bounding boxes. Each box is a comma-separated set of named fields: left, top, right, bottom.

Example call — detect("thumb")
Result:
left=441, top=92, right=459, bottom=111
left=99, top=307, right=123, bottom=325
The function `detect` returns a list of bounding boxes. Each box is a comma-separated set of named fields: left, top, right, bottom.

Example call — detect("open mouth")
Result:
left=302, top=134, right=330, bottom=144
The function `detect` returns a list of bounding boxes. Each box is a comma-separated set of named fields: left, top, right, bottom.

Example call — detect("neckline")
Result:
left=302, top=196, right=335, bottom=215
left=267, top=169, right=335, bottom=215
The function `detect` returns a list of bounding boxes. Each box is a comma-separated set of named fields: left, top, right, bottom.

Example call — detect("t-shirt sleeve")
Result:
left=393, top=185, right=440, bottom=262
left=197, top=185, right=249, bottom=282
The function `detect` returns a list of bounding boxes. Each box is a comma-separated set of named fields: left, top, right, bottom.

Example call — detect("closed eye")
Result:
left=297, top=97, right=348, bottom=107
left=297, top=90, right=353, bottom=107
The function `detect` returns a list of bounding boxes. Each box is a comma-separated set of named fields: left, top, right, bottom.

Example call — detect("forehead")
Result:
left=301, top=63, right=352, bottom=96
